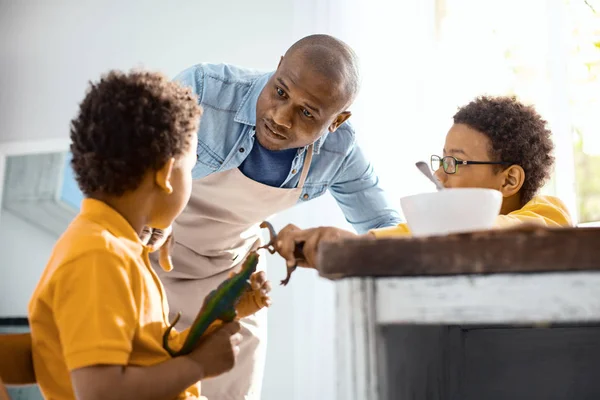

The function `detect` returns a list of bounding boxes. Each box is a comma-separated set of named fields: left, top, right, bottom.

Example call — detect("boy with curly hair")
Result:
left=274, top=95, right=573, bottom=268
left=28, top=70, right=271, bottom=399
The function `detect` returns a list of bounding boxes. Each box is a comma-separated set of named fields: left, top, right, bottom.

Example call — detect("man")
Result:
left=144, top=34, right=402, bottom=399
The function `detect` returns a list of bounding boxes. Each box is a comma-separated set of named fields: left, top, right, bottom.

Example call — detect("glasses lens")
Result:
left=443, top=156, right=457, bottom=174
left=431, top=155, right=442, bottom=171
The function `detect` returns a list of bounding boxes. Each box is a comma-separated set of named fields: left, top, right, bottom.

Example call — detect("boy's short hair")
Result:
left=453, top=95, right=554, bottom=204
left=70, top=70, right=202, bottom=196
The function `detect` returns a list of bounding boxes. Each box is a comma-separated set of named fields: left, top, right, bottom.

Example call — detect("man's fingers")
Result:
left=302, top=231, right=322, bottom=269
left=276, top=228, right=315, bottom=268
left=276, top=238, right=298, bottom=268
left=301, top=228, right=358, bottom=269
left=275, top=226, right=344, bottom=269
left=274, top=224, right=302, bottom=266
left=288, top=229, right=320, bottom=269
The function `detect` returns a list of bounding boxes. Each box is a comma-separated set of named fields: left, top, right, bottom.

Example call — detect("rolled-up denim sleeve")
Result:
left=172, top=64, right=205, bottom=103
left=329, top=143, right=403, bottom=234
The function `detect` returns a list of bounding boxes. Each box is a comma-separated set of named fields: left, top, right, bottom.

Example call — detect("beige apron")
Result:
left=150, top=145, right=314, bottom=400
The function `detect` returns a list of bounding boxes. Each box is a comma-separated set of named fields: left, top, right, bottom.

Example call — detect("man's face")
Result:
left=255, top=53, right=350, bottom=151
left=434, top=123, right=505, bottom=190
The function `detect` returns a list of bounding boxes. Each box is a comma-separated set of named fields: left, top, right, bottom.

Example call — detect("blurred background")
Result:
left=0, top=0, right=598, bottom=398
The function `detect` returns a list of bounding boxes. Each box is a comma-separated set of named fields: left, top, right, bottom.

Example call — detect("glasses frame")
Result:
left=431, top=155, right=512, bottom=175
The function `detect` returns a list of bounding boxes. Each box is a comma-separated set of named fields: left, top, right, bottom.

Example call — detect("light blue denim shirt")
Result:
left=174, top=63, right=402, bottom=233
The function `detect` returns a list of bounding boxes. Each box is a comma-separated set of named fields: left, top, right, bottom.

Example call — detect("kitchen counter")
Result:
left=318, top=226, right=600, bottom=400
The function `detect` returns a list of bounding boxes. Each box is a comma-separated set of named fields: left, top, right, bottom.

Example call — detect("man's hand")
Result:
left=235, top=271, right=272, bottom=319
left=140, top=226, right=174, bottom=271
left=186, top=321, right=243, bottom=379
left=274, top=224, right=358, bottom=269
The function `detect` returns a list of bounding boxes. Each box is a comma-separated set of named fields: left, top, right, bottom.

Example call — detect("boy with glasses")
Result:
left=273, top=95, right=573, bottom=269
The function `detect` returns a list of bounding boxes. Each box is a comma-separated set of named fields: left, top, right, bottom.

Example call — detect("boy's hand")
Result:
left=140, top=226, right=174, bottom=271
left=235, top=271, right=272, bottom=319
left=69, top=322, right=242, bottom=400
left=187, top=321, right=242, bottom=379
left=274, top=224, right=358, bottom=269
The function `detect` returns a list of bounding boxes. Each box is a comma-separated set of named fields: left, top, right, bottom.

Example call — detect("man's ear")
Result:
left=155, top=158, right=175, bottom=194
left=328, top=111, right=352, bottom=133
left=499, top=164, right=525, bottom=197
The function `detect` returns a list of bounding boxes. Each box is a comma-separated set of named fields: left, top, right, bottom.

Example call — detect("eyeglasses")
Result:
left=431, top=155, right=511, bottom=175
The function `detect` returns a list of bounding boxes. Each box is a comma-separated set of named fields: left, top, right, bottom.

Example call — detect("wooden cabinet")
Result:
left=319, top=227, right=600, bottom=400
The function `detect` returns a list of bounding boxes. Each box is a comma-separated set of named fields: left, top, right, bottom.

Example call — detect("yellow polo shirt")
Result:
left=372, top=195, right=573, bottom=238
left=28, top=198, right=199, bottom=399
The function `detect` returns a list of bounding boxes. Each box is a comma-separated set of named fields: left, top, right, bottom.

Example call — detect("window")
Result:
left=566, top=0, right=600, bottom=223
left=434, top=0, right=600, bottom=224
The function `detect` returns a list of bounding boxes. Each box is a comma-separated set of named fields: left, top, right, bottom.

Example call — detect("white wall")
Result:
left=0, top=0, right=296, bottom=142
left=0, top=1, right=344, bottom=399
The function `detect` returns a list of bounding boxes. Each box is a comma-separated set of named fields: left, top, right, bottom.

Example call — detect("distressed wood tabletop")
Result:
left=317, top=225, right=600, bottom=280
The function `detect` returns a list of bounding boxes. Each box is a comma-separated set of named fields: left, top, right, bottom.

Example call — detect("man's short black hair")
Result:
left=286, top=34, right=361, bottom=104
left=453, top=95, right=554, bottom=204
left=70, top=70, right=202, bottom=196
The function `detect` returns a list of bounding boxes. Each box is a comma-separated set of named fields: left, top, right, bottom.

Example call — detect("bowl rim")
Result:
left=400, top=187, right=503, bottom=203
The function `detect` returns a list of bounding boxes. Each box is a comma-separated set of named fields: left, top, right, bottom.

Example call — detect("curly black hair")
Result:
left=453, top=95, right=554, bottom=204
left=70, top=70, right=202, bottom=196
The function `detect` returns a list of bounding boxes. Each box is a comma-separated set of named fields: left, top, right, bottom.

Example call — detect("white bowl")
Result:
left=399, top=188, right=503, bottom=237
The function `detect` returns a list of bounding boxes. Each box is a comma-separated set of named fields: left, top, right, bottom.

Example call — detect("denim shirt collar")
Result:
left=233, top=71, right=326, bottom=155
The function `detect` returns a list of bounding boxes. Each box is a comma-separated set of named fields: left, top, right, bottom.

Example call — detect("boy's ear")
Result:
left=155, top=158, right=175, bottom=194
left=499, top=164, right=525, bottom=198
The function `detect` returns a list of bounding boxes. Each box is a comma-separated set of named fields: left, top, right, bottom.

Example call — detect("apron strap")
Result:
left=297, top=144, right=314, bottom=187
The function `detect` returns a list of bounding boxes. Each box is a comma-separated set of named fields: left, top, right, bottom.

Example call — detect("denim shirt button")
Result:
left=292, top=169, right=297, bottom=174
left=239, top=148, right=245, bottom=153
left=303, top=193, right=309, bottom=199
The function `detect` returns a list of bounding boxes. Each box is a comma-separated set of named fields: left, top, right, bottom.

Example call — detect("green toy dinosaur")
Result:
left=161, top=220, right=307, bottom=356
left=162, top=251, right=259, bottom=357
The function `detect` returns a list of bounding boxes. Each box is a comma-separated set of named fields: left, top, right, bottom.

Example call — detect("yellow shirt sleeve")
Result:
left=494, top=196, right=573, bottom=228
left=369, top=223, right=411, bottom=239
left=52, top=252, right=139, bottom=371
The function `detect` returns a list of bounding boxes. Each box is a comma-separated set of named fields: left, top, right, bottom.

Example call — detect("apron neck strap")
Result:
left=297, top=144, right=314, bottom=187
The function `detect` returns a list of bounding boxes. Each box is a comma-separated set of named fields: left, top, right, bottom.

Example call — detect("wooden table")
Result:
left=317, top=226, right=600, bottom=400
